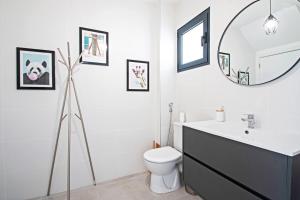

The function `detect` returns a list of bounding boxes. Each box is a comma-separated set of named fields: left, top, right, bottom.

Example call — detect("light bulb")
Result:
left=264, top=14, right=279, bottom=35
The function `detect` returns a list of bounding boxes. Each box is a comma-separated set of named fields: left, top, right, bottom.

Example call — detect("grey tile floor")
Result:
left=34, top=173, right=202, bottom=200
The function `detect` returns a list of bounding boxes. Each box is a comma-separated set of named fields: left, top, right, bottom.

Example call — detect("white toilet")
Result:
left=144, top=123, right=183, bottom=193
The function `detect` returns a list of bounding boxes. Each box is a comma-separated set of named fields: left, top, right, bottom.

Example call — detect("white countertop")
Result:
left=182, top=120, right=300, bottom=157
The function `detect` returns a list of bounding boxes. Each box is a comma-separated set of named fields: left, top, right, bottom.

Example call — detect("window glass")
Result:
left=182, top=23, right=204, bottom=64
left=177, top=8, right=210, bottom=72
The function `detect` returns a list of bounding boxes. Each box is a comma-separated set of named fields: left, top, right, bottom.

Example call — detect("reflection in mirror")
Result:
left=218, top=0, right=300, bottom=86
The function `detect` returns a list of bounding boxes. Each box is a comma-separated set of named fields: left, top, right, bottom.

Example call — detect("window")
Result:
left=177, top=8, right=210, bottom=72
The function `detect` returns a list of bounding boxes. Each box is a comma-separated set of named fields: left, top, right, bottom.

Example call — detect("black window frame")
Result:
left=177, top=7, right=210, bottom=72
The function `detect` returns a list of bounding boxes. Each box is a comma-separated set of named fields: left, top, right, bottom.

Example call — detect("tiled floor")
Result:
left=34, top=173, right=202, bottom=200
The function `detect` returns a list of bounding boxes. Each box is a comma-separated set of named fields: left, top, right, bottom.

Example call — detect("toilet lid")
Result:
left=144, top=146, right=181, bottom=163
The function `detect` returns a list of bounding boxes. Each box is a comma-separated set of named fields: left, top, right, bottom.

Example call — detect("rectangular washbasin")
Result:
left=183, top=120, right=300, bottom=156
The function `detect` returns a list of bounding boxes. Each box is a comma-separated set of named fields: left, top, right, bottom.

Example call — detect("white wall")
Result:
left=158, top=1, right=177, bottom=146
left=2, top=0, right=300, bottom=199
left=221, top=28, right=256, bottom=84
left=175, top=0, right=300, bottom=132
left=255, top=41, right=300, bottom=83
left=0, top=0, right=160, bottom=199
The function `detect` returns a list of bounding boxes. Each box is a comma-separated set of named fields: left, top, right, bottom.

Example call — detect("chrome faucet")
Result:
left=241, top=114, right=255, bottom=129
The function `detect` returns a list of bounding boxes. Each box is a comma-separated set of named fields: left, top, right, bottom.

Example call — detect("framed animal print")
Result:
left=127, top=59, right=149, bottom=92
left=79, top=27, right=109, bottom=66
left=16, top=47, right=55, bottom=90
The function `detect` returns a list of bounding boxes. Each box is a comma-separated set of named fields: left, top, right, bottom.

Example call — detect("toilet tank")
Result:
left=173, top=122, right=183, bottom=152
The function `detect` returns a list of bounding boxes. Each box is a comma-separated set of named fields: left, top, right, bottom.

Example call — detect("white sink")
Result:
left=183, top=120, right=300, bottom=156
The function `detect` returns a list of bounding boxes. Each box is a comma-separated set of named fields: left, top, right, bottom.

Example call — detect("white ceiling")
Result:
left=229, top=0, right=300, bottom=51
left=231, top=0, right=300, bottom=28
left=240, top=5, right=300, bottom=51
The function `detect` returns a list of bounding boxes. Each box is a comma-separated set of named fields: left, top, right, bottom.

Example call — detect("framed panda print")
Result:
left=16, top=47, right=55, bottom=90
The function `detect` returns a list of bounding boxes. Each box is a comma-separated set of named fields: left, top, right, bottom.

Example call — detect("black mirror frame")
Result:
left=217, top=0, right=300, bottom=86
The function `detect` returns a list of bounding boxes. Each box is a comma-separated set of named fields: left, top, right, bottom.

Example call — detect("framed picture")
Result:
left=127, top=59, right=149, bottom=92
left=219, top=52, right=230, bottom=76
left=79, top=27, right=109, bottom=66
left=16, top=47, right=55, bottom=90
left=238, top=71, right=250, bottom=85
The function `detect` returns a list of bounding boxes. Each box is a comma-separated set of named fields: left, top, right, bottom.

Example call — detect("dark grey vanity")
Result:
left=183, top=126, right=300, bottom=200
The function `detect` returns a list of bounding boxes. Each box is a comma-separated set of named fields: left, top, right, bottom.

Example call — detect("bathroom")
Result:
left=0, top=0, right=300, bottom=199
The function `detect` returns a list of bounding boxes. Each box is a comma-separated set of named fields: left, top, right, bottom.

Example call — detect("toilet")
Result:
left=144, top=122, right=183, bottom=193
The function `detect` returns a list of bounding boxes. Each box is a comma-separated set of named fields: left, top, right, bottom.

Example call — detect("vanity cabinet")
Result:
left=183, top=126, right=300, bottom=200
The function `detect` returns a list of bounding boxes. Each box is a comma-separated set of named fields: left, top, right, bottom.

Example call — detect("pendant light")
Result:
left=263, top=0, right=279, bottom=35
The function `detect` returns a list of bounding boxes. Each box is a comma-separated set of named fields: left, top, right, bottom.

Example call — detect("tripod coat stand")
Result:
left=47, top=42, right=96, bottom=200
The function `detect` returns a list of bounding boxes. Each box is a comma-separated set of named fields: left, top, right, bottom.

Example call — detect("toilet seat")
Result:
left=144, top=146, right=181, bottom=163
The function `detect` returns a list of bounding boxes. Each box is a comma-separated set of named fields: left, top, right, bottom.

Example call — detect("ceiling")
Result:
left=228, top=0, right=300, bottom=51
left=240, top=5, right=300, bottom=51
left=231, top=0, right=300, bottom=28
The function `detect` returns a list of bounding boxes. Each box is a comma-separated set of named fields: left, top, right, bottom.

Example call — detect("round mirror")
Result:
left=218, top=0, right=300, bottom=86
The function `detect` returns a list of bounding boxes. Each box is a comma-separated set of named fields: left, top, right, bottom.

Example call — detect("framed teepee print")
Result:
left=79, top=27, right=109, bottom=66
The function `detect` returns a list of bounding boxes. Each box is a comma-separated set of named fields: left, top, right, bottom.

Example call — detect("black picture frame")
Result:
left=79, top=27, right=109, bottom=66
left=219, top=52, right=230, bottom=76
left=177, top=7, right=210, bottom=72
left=127, top=59, right=149, bottom=92
left=16, top=47, right=55, bottom=90
left=238, top=71, right=250, bottom=85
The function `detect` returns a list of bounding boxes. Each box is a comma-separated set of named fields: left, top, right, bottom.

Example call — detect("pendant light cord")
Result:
left=270, top=0, right=272, bottom=15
